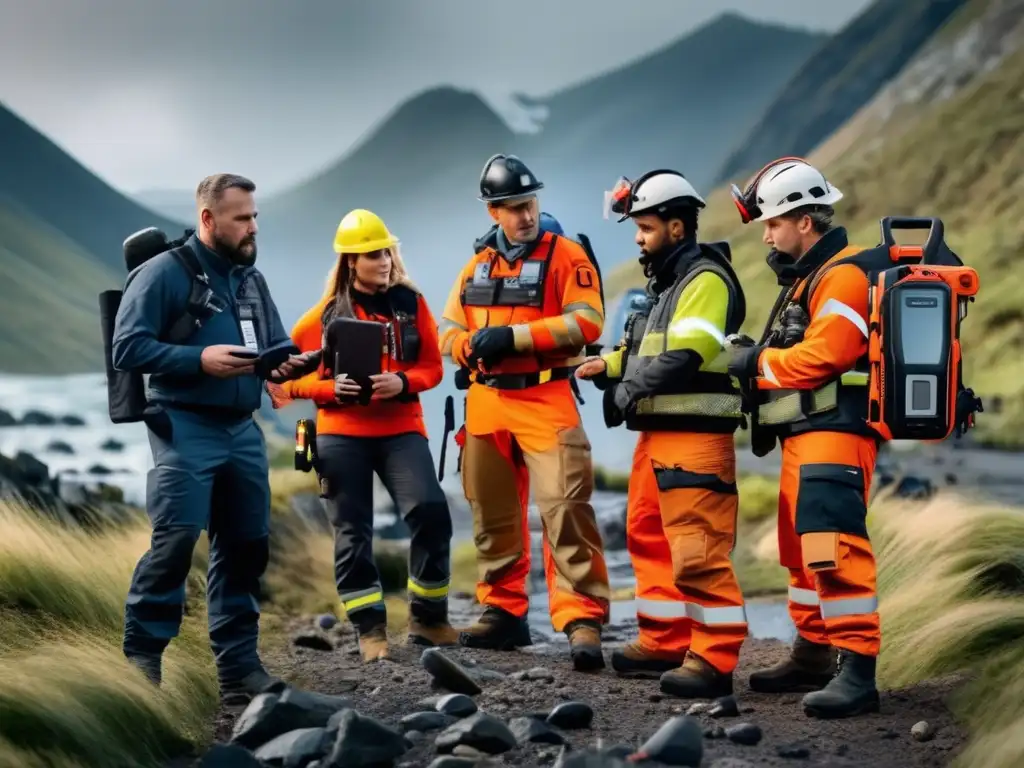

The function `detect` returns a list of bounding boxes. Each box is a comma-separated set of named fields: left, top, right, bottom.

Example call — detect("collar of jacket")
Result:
left=648, top=238, right=701, bottom=294
left=189, top=233, right=244, bottom=279
left=487, top=225, right=544, bottom=264
left=766, top=226, right=849, bottom=287
left=351, top=285, right=392, bottom=317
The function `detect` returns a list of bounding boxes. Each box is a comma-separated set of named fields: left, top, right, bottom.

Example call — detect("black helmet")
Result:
left=478, top=153, right=544, bottom=203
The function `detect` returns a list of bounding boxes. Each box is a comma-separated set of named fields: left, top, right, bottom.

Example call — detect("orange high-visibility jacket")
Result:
left=280, top=284, right=443, bottom=438
left=438, top=231, right=604, bottom=376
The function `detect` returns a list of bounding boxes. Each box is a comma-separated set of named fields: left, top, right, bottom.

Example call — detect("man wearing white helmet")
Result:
left=725, top=157, right=882, bottom=719
left=577, top=169, right=749, bottom=699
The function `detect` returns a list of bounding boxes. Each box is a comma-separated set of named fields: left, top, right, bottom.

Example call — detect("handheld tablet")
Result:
left=257, top=341, right=301, bottom=378
left=229, top=349, right=260, bottom=360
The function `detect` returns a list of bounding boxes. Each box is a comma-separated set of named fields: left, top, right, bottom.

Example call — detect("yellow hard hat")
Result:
left=332, top=208, right=399, bottom=254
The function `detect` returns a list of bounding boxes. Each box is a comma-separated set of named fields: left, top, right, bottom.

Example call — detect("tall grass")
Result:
left=874, top=495, right=1024, bottom=768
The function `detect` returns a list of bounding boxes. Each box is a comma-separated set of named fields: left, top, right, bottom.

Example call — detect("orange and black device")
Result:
left=294, top=418, right=318, bottom=473
left=866, top=217, right=979, bottom=441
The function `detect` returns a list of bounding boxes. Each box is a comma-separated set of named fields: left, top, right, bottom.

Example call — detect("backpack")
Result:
left=98, top=227, right=219, bottom=424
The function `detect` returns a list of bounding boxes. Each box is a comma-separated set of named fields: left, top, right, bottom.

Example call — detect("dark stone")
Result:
left=325, top=709, right=408, bottom=767
left=509, top=716, right=566, bottom=746
left=420, top=649, right=482, bottom=696
left=400, top=711, right=449, bottom=732
left=253, top=727, right=329, bottom=767
left=434, top=712, right=516, bottom=755
left=546, top=701, right=594, bottom=730
left=725, top=723, right=763, bottom=746
left=635, top=716, right=703, bottom=767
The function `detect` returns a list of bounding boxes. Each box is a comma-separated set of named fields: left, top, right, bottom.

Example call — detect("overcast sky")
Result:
left=1, top=0, right=873, bottom=196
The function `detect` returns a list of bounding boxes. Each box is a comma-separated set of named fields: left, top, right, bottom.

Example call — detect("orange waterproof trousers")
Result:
left=461, top=379, right=611, bottom=632
left=778, top=430, right=881, bottom=657
left=627, top=430, right=748, bottom=674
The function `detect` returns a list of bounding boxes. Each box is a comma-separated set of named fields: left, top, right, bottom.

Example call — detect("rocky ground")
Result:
left=194, top=599, right=967, bottom=768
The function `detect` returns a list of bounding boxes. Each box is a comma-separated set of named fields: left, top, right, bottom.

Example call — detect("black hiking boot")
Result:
left=219, top=666, right=286, bottom=707
left=802, top=649, right=880, bottom=719
left=458, top=606, right=532, bottom=650
left=748, top=634, right=836, bottom=693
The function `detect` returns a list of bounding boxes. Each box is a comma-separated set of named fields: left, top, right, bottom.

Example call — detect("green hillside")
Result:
left=0, top=199, right=120, bottom=374
left=607, top=17, right=1024, bottom=448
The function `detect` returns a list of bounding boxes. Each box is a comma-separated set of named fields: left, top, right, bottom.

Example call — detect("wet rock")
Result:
left=452, top=745, right=487, bottom=758
left=633, top=716, right=703, bottom=767
left=547, top=701, right=593, bottom=729
left=292, top=631, right=334, bottom=652
left=420, top=648, right=483, bottom=696
left=526, top=666, right=556, bottom=682
left=685, top=702, right=708, bottom=716
left=725, top=723, right=763, bottom=746
left=892, top=475, right=934, bottom=500
left=88, top=463, right=113, bottom=475
left=45, top=440, right=75, bottom=454
left=100, top=438, right=125, bottom=452
left=777, top=743, right=810, bottom=759
left=0, top=409, right=15, bottom=427
left=20, top=410, right=56, bottom=426
left=436, top=693, right=478, bottom=718
left=703, top=725, right=725, bottom=739
left=427, top=758, right=477, bottom=768
left=435, top=712, right=517, bottom=755
left=509, top=716, right=567, bottom=746
left=253, top=726, right=329, bottom=767
left=198, top=743, right=265, bottom=766
left=404, top=730, right=425, bottom=745
left=400, top=711, right=449, bottom=732
left=911, top=721, right=936, bottom=742
left=708, top=695, right=739, bottom=718
left=316, top=614, right=337, bottom=631
left=231, top=688, right=353, bottom=749
left=325, top=709, right=408, bottom=766
left=59, top=414, right=86, bottom=426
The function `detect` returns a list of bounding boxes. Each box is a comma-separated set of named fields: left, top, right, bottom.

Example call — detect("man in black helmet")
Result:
left=438, top=154, right=612, bottom=671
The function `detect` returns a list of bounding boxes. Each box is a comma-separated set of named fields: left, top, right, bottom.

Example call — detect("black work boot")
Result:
left=220, top=666, right=286, bottom=706
left=126, top=653, right=162, bottom=686
left=611, top=641, right=687, bottom=679
left=748, top=634, right=836, bottom=693
left=660, top=651, right=734, bottom=699
left=458, top=606, right=532, bottom=650
left=566, top=620, right=605, bottom=672
left=802, top=649, right=880, bottom=719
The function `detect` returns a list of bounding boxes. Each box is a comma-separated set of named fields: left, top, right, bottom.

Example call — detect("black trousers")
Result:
left=317, top=432, right=453, bottom=633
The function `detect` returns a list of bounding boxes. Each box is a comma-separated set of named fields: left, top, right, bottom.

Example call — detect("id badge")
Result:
left=240, top=320, right=259, bottom=351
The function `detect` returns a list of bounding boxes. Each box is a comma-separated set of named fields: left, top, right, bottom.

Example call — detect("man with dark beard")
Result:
left=576, top=170, right=749, bottom=698
left=112, top=173, right=309, bottom=704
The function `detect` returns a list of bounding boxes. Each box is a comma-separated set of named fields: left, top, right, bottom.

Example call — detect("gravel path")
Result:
left=205, top=601, right=967, bottom=767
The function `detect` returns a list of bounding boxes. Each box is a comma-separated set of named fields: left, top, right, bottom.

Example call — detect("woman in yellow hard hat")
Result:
left=268, top=209, right=457, bottom=662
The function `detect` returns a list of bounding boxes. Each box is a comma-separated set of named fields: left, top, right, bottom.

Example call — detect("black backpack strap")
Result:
left=162, top=244, right=213, bottom=344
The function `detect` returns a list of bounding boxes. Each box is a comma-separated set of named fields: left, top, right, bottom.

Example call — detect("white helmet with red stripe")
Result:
left=604, top=169, right=706, bottom=222
left=731, top=157, right=843, bottom=223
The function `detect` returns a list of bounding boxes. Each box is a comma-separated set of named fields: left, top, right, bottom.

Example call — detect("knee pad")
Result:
left=795, top=463, right=868, bottom=573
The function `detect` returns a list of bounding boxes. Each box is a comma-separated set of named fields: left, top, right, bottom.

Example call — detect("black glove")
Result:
left=467, top=326, right=515, bottom=368
left=724, top=334, right=764, bottom=380
left=954, top=387, right=984, bottom=437
left=779, top=304, right=809, bottom=348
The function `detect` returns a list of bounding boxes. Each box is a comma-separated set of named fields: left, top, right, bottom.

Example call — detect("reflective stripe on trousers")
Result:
left=636, top=597, right=748, bottom=626
left=788, top=586, right=879, bottom=619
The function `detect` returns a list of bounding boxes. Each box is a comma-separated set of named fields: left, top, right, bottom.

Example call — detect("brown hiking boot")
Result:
left=611, top=642, right=686, bottom=679
left=748, top=634, right=836, bottom=693
left=458, top=606, right=532, bottom=650
left=358, top=626, right=389, bottom=663
left=566, top=620, right=605, bottom=672
left=660, top=651, right=733, bottom=699
left=407, top=619, right=460, bottom=647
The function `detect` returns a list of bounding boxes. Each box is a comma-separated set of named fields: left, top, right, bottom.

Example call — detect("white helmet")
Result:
left=731, top=157, right=842, bottom=223
left=604, top=169, right=706, bottom=222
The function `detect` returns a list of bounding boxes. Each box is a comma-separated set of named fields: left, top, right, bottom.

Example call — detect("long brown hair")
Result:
left=320, top=245, right=418, bottom=325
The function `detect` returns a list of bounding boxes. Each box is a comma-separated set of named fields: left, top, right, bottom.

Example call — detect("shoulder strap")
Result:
left=161, top=244, right=212, bottom=344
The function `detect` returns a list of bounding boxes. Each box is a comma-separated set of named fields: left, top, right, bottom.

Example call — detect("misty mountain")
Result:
left=0, top=103, right=185, bottom=274
left=714, top=0, right=967, bottom=185
left=253, top=12, right=826, bottom=328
